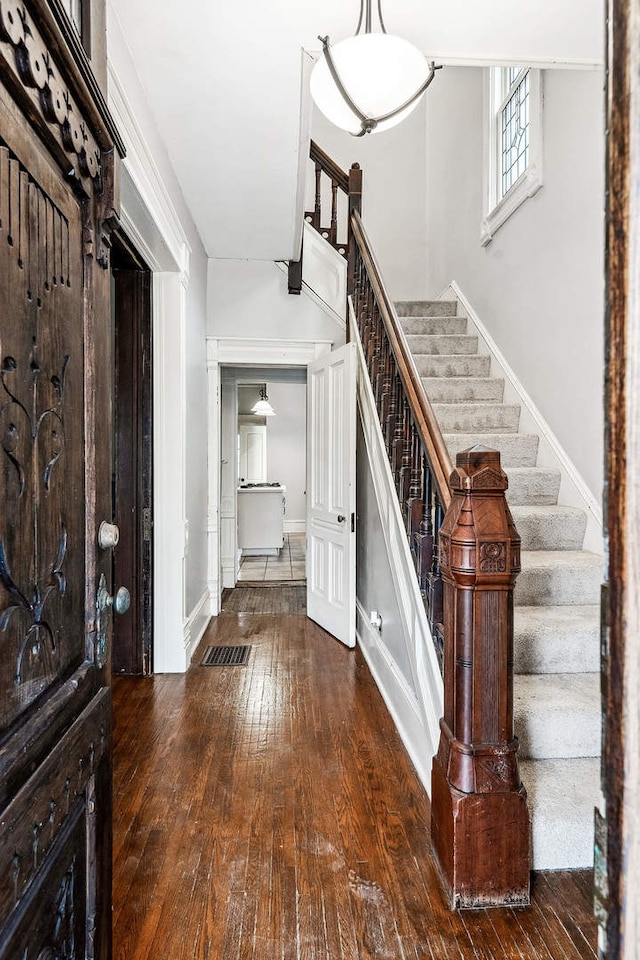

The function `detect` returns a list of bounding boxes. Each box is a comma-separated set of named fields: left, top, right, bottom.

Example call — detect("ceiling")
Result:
left=108, top=0, right=603, bottom=262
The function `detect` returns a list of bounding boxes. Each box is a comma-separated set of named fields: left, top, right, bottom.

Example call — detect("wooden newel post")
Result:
left=430, top=445, right=531, bottom=908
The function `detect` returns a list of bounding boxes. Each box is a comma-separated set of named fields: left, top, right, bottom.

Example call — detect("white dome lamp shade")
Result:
left=310, top=0, right=440, bottom=137
left=251, top=387, right=276, bottom=417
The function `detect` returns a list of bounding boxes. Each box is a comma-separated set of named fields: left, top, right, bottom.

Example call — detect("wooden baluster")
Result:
left=431, top=447, right=530, bottom=909
left=347, top=162, right=362, bottom=298
left=385, top=369, right=398, bottom=457
left=314, top=162, right=322, bottom=230
left=406, top=429, right=423, bottom=542
left=429, top=495, right=445, bottom=660
left=379, top=341, right=393, bottom=428
left=369, top=304, right=382, bottom=384
left=415, top=461, right=434, bottom=596
left=330, top=179, right=338, bottom=246
left=391, top=388, right=406, bottom=487
left=399, top=402, right=413, bottom=509
left=374, top=333, right=387, bottom=410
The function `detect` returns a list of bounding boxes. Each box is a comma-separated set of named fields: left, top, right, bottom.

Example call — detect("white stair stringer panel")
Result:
left=350, top=304, right=443, bottom=794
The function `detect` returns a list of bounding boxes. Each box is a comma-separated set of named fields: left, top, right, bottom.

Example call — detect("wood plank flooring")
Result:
left=112, top=604, right=597, bottom=960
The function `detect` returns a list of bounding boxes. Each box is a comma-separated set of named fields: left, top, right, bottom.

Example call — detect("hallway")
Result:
left=112, top=593, right=597, bottom=959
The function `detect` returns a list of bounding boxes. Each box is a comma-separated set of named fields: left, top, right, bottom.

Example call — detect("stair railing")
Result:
left=303, top=143, right=531, bottom=909
left=350, top=210, right=451, bottom=666
left=288, top=141, right=362, bottom=296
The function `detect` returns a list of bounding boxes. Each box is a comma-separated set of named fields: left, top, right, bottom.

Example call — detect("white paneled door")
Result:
left=307, top=343, right=356, bottom=647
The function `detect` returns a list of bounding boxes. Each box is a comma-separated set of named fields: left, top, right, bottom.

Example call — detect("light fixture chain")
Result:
left=319, top=37, right=372, bottom=132
left=377, top=0, right=387, bottom=34
left=373, top=63, right=440, bottom=125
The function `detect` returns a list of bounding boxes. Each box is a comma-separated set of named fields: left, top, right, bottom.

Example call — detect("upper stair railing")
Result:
left=299, top=142, right=531, bottom=908
left=288, top=140, right=362, bottom=296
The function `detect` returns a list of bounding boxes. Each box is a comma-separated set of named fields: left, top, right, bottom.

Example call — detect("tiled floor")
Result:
left=238, top=533, right=306, bottom=582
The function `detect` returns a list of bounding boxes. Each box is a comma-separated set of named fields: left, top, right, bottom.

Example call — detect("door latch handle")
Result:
left=98, top=521, right=120, bottom=549
left=337, top=514, right=346, bottom=523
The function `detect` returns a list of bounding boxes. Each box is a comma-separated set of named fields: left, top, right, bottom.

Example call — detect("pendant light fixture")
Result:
left=310, top=0, right=440, bottom=137
left=251, top=387, right=276, bottom=417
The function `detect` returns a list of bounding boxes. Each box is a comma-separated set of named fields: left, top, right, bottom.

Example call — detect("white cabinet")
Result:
left=237, top=484, right=286, bottom=555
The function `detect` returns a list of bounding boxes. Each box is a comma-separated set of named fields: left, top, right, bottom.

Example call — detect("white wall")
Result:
left=208, top=259, right=345, bottom=344
left=107, top=3, right=211, bottom=668
left=311, top=102, right=428, bottom=301
left=424, top=66, right=605, bottom=500
left=266, top=382, right=307, bottom=527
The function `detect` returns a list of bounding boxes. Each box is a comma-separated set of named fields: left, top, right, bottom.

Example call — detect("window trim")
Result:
left=481, top=67, right=543, bottom=247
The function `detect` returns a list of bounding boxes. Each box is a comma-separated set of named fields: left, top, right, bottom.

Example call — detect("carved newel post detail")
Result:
left=430, top=446, right=531, bottom=908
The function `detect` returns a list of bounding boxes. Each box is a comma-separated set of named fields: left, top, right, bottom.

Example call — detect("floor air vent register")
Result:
left=200, top=645, right=252, bottom=667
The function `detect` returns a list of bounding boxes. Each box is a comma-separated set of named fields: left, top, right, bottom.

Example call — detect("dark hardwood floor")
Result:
left=112, top=599, right=597, bottom=959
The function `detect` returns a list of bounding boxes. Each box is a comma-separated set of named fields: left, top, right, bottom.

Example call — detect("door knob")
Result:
left=337, top=514, right=346, bottom=523
left=101, top=585, right=131, bottom=616
left=98, top=521, right=120, bottom=549
left=95, top=574, right=131, bottom=669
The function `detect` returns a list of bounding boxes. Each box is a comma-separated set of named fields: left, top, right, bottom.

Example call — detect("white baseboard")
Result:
left=440, top=281, right=603, bottom=554
left=183, top=589, right=212, bottom=667
left=356, top=601, right=432, bottom=791
left=284, top=520, right=306, bottom=534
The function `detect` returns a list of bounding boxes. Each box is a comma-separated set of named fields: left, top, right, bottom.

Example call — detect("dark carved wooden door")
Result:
left=0, top=1, right=122, bottom=956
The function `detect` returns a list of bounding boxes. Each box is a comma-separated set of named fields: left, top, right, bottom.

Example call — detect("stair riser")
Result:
left=445, top=434, right=539, bottom=468
left=433, top=403, right=521, bottom=434
left=406, top=335, right=478, bottom=355
left=520, top=758, right=599, bottom=870
left=395, top=300, right=458, bottom=317
left=515, top=674, right=600, bottom=760
left=400, top=317, right=467, bottom=336
left=422, top=377, right=505, bottom=403
left=514, top=630, right=599, bottom=674
left=515, top=565, right=601, bottom=606
left=511, top=513, right=587, bottom=551
left=504, top=469, right=561, bottom=506
left=515, top=711, right=600, bottom=760
left=414, top=356, right=491, bottom=377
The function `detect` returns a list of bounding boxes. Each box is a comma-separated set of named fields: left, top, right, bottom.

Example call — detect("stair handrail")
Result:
left=350, top=210, right=453, bottom=508
left=309, top=139, right=349, bottom=194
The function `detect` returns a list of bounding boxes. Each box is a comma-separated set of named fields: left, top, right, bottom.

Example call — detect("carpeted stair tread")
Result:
left=395, top=300, right=458, bottom=317
left=433, top=401, right=521, bottom=434
left=405, top=334, right=478, bottom=355
left=503, top=467, right=561, bottom=505
left=514, top=605, right=600, bottom=674
left=413, top=354, right=491, bottom=378
left=400, top=316, right=468, bottom=336
left=422, top=376, right=505, bottom=403
left=519, top=758, right=600, bottom=870
left=510, top=505, right=587, bottom=551
left=444, top=432, right=539, bottom=467
left=516, top=550, right=602, bottom=606
left=515, top=672, right=600, bottom=760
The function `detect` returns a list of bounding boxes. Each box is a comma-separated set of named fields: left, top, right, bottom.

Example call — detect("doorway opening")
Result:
left=220, top=367, right=308, bottom=591
left=111, top=232, right=153, bottom=675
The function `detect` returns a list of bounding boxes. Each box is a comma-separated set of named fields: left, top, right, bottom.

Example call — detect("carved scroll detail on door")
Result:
left=0, top=349, right=68, bottom=686
left=0, top=146, right=72, bottom=305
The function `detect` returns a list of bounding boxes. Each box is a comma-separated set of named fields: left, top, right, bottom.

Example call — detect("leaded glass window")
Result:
left=481, top=67, right=542, bottom=245
left=499, top=68, right=530, bottom=198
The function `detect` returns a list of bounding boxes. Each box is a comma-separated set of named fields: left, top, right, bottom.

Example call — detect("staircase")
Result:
left=395, top=297, right=602, bottom=871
